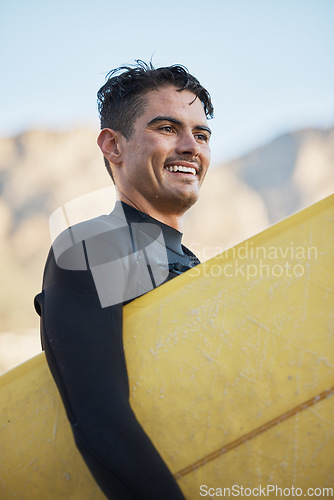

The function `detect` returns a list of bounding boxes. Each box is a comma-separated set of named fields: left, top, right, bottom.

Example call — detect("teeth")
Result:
left=165, top=165, right=196, bottom=175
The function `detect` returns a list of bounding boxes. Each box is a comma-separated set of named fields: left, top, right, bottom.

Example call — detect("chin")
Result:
left=173, top=189, right=199, bottom=212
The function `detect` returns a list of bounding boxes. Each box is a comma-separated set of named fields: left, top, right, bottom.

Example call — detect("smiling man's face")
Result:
left=112, top=85, right=211, bottom=223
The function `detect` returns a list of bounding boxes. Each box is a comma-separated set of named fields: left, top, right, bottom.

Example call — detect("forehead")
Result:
left=139, top=85, right=208, bottom=124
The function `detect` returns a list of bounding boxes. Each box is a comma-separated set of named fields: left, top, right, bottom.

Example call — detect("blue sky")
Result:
left=1, top=0, right=333, bottom=163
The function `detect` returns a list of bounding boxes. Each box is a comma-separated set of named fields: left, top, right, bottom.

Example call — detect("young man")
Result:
left=35, top=61, right=214, bottom=499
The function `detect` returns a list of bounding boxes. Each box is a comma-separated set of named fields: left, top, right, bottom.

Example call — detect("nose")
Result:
left=175, top=131, right=200, bottom=157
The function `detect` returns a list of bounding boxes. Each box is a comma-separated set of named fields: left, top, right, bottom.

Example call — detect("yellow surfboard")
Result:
left=1, top=195, right=333, bottom=499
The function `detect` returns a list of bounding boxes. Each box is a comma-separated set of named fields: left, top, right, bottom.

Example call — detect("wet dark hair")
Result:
left=97, top=60, right=214, bottom=180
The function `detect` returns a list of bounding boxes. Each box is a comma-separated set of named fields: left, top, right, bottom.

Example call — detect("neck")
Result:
left=117, top=191, right=185, bottom=232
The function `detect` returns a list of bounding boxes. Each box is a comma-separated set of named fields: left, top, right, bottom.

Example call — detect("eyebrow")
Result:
left=146, top=116, right=212, bottom=136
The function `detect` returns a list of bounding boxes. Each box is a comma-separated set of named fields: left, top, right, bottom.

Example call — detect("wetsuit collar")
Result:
left=119, top=202, right=184, bottom=255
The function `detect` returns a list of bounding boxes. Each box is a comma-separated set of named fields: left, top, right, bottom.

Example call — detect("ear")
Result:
left=97, top=128, right=123, bottom=165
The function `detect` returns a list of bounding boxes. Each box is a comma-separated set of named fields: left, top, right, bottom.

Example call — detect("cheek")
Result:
left=202, top=148, right=211, bottom=171
left=151, top=136, right=174, bottom=156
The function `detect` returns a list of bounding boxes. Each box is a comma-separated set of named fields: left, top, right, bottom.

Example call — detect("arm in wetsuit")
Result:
left=34, top=229, right=185, bottom=500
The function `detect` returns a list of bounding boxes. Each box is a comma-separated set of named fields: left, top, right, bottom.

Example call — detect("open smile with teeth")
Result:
left=165, top=165, right=197, bottom=175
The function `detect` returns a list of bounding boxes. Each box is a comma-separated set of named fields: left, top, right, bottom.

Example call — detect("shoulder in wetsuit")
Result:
left=34, top=201, right=199, bottom=500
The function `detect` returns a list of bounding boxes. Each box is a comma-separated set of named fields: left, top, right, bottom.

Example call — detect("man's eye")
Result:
left=160, top=126, right=174, bottom=133
left=195, top=133, right=209, bottom=142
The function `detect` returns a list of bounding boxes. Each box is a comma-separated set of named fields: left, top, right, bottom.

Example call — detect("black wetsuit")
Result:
left=34, top=202, right=199, bottom=500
